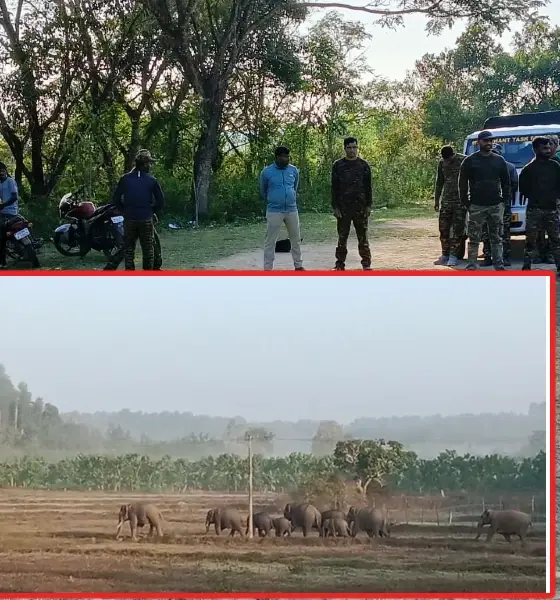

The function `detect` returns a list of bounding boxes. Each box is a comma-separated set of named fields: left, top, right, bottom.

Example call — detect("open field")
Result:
left=9, top=209, right=558, bottom=272
left=0, top=489, right=546, bottom=594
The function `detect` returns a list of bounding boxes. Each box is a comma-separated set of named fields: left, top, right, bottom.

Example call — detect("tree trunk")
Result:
left=192, top=90, right=224, bottom=218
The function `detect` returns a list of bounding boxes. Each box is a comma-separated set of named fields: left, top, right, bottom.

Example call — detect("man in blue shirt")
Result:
left=111, top=149, right=165, bottom=270
left=259, top=146, right=304, bottom=271
left=0, top=162, right=19, bottom=269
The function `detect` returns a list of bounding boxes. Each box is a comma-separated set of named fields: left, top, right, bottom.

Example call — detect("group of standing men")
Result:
left=260, top=138, right=373, bottom=271
left=435, top=130, right=560, bottom=272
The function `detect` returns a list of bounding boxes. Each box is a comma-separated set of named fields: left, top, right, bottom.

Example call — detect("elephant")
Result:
left=322, top=517, right=352, bottom=538
left=246, top=511, right=274, bottom=537
left=205, top=507, right=245, bottom=537
left=474, top=509, right=531, bottom=546
left=283, top=502, right=322, bottom=537
left=347, top=506, right=389, bottom=538
left=321, top=509, right=347, bottom=522
left=116, top=502, right=164, bottom=541
left=272, top=516, right=293, bottom=537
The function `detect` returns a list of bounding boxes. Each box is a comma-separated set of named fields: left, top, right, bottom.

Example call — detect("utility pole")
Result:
left=248, top=434, right=254, bottom=539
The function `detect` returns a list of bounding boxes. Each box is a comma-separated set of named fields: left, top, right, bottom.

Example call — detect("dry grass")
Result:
left=0, top=489, right=546, bottom=593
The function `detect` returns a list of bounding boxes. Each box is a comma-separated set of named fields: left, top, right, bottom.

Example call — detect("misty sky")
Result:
left=299, top=2, right=560, bottom=80
left=2, top=275, right=548, bottom=423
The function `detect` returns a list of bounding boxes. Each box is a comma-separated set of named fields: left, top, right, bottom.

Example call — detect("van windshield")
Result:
left=465, top=133, right=560, bottom=168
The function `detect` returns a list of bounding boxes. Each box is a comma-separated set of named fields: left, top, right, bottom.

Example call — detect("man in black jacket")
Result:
left=520, top=136, right=560, bottom=273
left=110, top=149, right=165, bottom=270
left=459, top=130, right=510, bottom=270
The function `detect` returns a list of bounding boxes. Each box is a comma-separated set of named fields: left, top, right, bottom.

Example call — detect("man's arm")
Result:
left=499, top=159, right=511, bottom=204
left=294, top=167, right=300, bottom=194
left=518, top=165, right=530, bottom=200
left=434, top=160, right=444, bottom=206
left=111, top=177, right=125, bottom=209
left=152, top=179, right=165, bottom=216
left=364, top=162, right=373, bottom=208
left=458, top=158, right=470, bottom=207
left=509, top=165, right=519, bottom=203
left=0, top=179, right=18, bottom=209
left=331, top=162, right=340, bottom=210
left=259, top=169, right=268, bottom=201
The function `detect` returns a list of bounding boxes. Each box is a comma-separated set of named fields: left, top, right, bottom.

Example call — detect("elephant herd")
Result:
left=115, top=501, right=533, bottom=548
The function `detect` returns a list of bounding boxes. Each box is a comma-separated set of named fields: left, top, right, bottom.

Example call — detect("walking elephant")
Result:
left=272, top=516, right=293, bottom=537
left=284, top=502, right=322, bottom=537
left=347, top=506, right=389, bottom=538
left=322, top=517, right=352, bottom=537
left=246, top=512, right=274, bottom=537
left=321, top=509, right=347, bottom=522
left=116, top=502, right=164, bottom=541
left=205, top=507, right=245, bottom=537
left=475, top=509, right=531, bottom=546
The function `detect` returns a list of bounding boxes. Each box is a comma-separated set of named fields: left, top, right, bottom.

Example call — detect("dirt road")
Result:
left=205, top=218, right=556, bottom=271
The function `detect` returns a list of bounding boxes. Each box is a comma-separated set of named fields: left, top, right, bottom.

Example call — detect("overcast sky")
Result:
left=0, top=275, right=548, bottom=423
left=299, top=1, right=560, bottom=81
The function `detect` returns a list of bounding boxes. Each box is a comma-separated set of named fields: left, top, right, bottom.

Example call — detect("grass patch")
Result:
left=23, top=206, right=434, bottom=271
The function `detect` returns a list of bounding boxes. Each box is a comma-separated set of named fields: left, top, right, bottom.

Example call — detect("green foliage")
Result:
left=0, top=448, right=544, bottom=493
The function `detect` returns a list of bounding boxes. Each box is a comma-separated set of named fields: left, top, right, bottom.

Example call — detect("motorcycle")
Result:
left=4, top=214, right=41, bottom=268
left=53, top=185, right=124, bottom=260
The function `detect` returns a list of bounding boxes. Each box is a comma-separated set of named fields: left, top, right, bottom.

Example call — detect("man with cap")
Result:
left=481, top=144, right=518, bottom=267
left=433, top=145, right=467, bottom=267
left=0, top=161, right=19, bottom=269
left=110, top=149, right=165, bottom=270
left=458, top=130, right=511, bottom=270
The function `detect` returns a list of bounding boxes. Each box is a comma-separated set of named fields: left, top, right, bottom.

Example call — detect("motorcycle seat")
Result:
left=5, top=215, right=24, bottom=227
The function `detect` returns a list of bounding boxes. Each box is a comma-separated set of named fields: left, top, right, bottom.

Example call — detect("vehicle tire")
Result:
left=53, top=229, right=83, bottom=257
left=103, top=226, right=124, bottom=260
left=25, top=243, right=40, bottom=268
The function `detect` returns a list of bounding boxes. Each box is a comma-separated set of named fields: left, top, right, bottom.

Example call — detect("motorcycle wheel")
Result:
left=7, top=239, right=40, bottom=268
left=102, top=226, right=124, bottom=259
left=53, top=229, right=85, bottom=257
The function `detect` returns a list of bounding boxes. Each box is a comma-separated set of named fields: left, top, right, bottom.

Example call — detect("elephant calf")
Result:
left=116, top=502, right=164, bottom=541
left=475, top=509, right=531, bottom=546
left=272, top=516, right=293, bottom=537
left=246, top=512, right=273, bottom=537
left=322, top=517, right=351, bottom=538
left=206, top=507, right=245, bottom=537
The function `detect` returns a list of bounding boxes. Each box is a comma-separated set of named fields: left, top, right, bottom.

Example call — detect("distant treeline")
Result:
left=0, top=364, right=546, bottom=460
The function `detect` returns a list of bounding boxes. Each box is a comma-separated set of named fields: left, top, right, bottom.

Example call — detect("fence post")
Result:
left=482, top=497, right=485, bottom=511
left=448, top=509, right=453, bottom=525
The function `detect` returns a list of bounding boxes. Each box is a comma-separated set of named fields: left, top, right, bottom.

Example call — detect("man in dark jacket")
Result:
left=535, top=135, right=560, bottom=263
left=459, top=130, right=510, bottom=270
left=111, top=149, right=165, bottom=270
left=481, top=144, right=518, bottom=266
left=519, top=136, right=560, bottom=274
left=331, top=137, right=373, bottom=270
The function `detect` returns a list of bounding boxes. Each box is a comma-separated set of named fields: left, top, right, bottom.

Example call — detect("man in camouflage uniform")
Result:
left=520, top=136, right=560, bottom=274
left=459, top=130, right=510, bottom=270
left=433, top=145, right=467, bottom=267
left=481, top=144, right=518, bottom=267
left=331, top=136, right=373, bottom=270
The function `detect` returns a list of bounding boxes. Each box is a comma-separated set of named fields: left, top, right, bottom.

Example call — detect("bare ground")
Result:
left=0, top=490, right=546, bottom=594
left=204, top=218, right=557, bottom=271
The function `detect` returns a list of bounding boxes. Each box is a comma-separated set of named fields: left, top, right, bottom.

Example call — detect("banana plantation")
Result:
left=0, top=449, right=545, bottom=494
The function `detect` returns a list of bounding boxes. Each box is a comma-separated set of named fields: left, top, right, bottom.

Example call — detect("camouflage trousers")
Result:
left=523, top=208, right=560, bottom=267
left=466, top=203, right=504, bottom=267
left=335, top=208, right=371, bottom=268
left=438, top=202, right=467, bottom=258
left=482, top=203, right=511, bottom=259
left=124, top=218, right=155, bottom=270
left=106, top=222, right=161, bottom=271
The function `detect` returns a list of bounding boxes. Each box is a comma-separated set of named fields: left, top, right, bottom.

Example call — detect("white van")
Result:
left=464, top=118, right=560, bottom=235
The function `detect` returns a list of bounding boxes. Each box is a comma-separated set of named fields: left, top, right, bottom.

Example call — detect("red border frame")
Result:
left=0, top=269, right=555, bottom=599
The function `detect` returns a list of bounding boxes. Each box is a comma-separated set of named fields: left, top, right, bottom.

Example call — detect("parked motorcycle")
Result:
left=53, top=185, right=124, bottom=259
left=4, top=214, right=41, bottom=268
